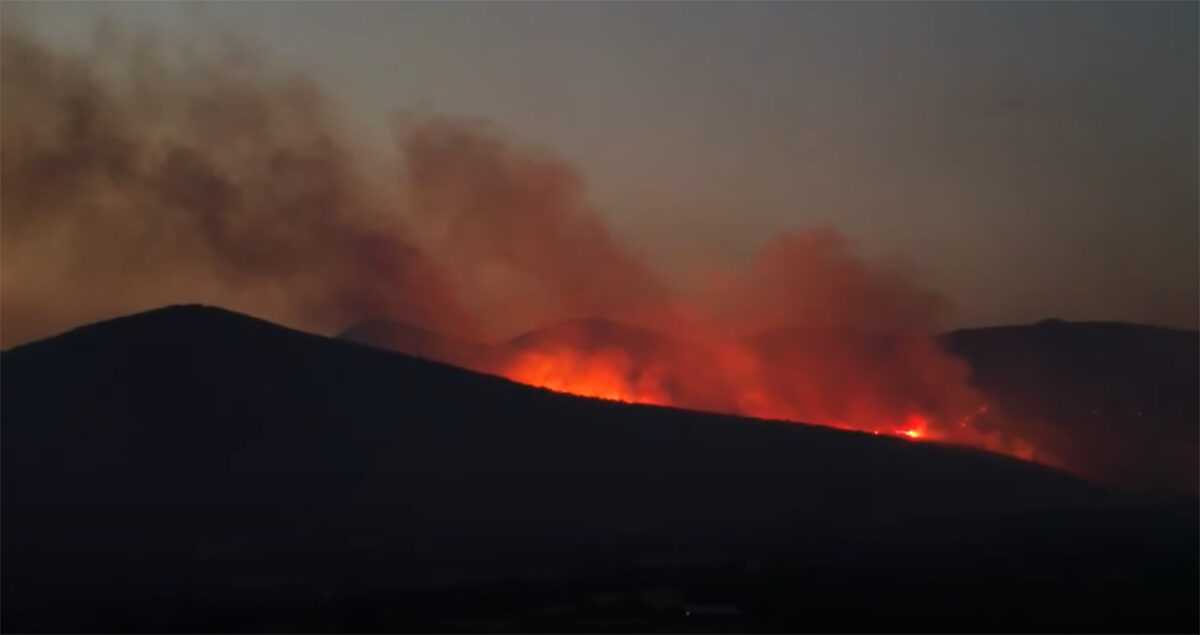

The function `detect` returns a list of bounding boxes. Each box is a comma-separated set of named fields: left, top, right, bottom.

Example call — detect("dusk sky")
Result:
left=4, top=10, right=1200, bottom=628
left=4, top=1, right=1197, bottom=337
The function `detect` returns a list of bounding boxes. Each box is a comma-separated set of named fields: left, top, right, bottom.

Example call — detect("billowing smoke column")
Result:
left=0, top=23, right=1035, bottom=458
left=399, top=117, right=667, bottom=340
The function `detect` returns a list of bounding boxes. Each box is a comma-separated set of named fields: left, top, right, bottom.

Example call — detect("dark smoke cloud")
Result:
left=1, top=22, right=677, bottom=347
left=1, top=22, right=949, bottom=347
left=1, top=25, right=471, bottom=345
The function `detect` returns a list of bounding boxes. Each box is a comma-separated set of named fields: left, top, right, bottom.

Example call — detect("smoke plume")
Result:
left=1, top=25, right=470, bottom=344
left=1, top=23, right=1033, bottom=458
left=400, top=117, right=668, bottom=338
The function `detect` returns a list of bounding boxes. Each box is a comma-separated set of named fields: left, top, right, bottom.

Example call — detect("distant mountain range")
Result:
left=3, top=306, right=1196, bottom=632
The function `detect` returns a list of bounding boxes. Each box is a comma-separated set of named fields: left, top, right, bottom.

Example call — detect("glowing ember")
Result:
left=892, top=414, right=930, bottom=440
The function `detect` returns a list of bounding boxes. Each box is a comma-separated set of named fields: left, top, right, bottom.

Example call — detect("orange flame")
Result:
left=504, top=348, right=671, bottom=406
left=498, top=345, right=1014, bottom=447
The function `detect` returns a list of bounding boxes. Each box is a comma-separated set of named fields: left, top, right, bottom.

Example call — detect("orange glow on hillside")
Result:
left=498, top=345, right=1000, bottom=446
left=503, top=348, right=672, bottom=406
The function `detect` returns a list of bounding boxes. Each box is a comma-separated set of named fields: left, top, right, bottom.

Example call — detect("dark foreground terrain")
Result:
left=3, top=306, right=1197, bottom=632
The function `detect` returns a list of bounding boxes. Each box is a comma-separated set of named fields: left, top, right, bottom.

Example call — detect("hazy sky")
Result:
left=10, top=1, right=1198, bottom=329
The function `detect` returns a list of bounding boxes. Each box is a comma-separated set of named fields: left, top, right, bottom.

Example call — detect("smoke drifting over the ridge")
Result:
left=400, top=118, right=667, bottom=338
left=710, top=229, right=950, bottom=334
left=1, top=25, right=472, bottom=344
left=0, top=24, right=1034, bottom=458
left=0, top=24, right=669, bottom=345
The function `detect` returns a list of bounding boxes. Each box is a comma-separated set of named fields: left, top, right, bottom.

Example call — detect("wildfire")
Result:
left=502, top=348, right=671, bottom=406
left=893, top=414, right=930, bottom=440
left=499, top=346, right=962, bottom=445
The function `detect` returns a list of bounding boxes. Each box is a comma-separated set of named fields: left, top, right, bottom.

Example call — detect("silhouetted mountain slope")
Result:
left=941, top=319, right=1199, bottom=495
left=339, top=319, right=491, bottom=368
left=3, top=306, right=1196, bottom=632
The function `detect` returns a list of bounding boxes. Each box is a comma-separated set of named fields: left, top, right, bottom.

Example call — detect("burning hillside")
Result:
left=5, top=23, right=1039, bottom=465
left=487, top=318, right=1033, bottom=456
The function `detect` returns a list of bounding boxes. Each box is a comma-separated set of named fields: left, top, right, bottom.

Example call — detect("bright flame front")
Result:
left=500, top=346, right=970, bottom=445
left=503, top=348, right=672, bottom=406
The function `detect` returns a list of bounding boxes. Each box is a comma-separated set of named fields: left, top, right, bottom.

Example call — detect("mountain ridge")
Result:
left=3, top=305, right=1196, bottom=631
